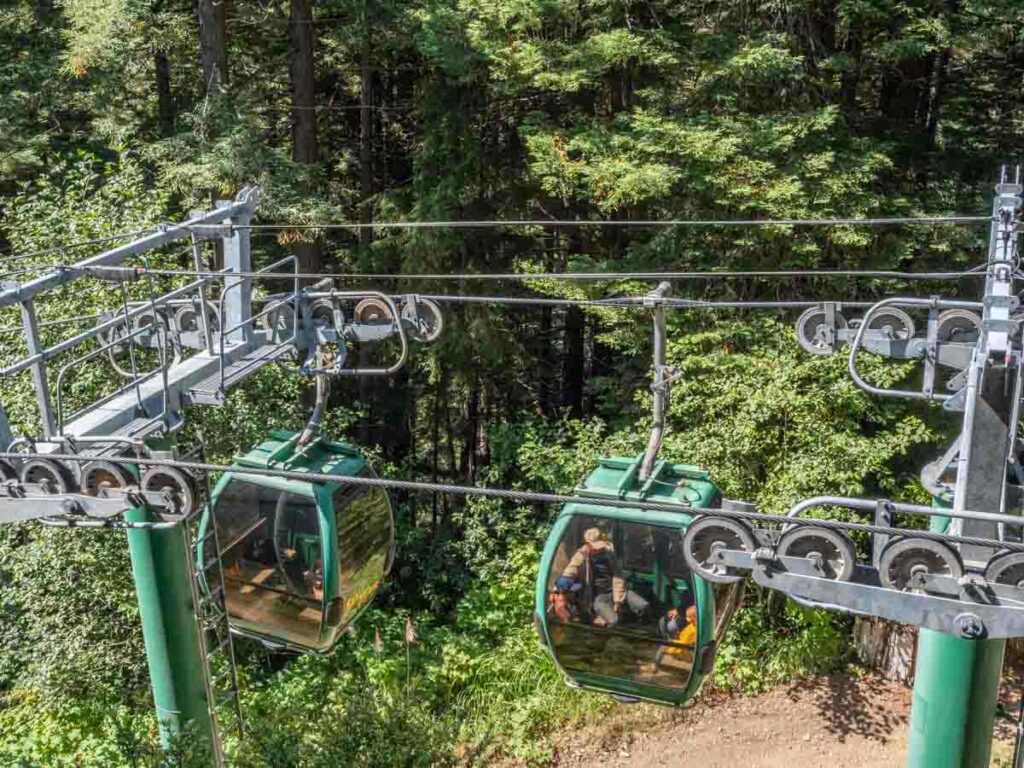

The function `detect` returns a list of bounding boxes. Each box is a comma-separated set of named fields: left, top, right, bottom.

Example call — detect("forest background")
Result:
left=0, top=0, right=1022, bottom=764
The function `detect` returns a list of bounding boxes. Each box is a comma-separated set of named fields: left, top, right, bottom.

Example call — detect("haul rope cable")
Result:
left=5, top=451, right=1024, bottom=555
left=0, top=241, right=198, bottom=281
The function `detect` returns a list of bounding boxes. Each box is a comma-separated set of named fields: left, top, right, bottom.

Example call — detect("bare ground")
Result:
left=532, top=673, right=1016, bottom=768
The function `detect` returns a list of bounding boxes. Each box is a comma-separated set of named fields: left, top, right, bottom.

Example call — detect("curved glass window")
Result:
left=333, top=482, right=392, bottom=628
left=211, top=479, right=326, bottom=649
left=545, top=515, right=698, bottom=691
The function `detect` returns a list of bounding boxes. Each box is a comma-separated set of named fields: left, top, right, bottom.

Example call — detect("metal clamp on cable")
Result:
left=300, top=290, right=409, bottom=377
left=847, top=296, right=983, bottom=401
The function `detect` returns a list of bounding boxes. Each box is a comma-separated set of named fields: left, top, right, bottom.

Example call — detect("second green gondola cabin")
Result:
left=535, top=456, right=741, bottom=705
left=198, top=430, right=394, bottom=653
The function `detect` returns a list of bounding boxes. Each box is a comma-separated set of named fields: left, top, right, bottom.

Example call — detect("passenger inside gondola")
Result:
left=546, top=516, right=700, bottom=690
left=556, top=527, right=650, bottom=627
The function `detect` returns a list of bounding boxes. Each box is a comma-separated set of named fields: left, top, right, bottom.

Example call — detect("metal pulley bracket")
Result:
left=0, top=482, right=177, bottom=524
left=750, top=563, right=1024, bottom=639
left=847, top=296, right=984, bottom=401
left=342, top=323, right=398, bottom=344
left=697, top=537, right=1024, bottom=638
left=290, top=291, right=409, bottom=377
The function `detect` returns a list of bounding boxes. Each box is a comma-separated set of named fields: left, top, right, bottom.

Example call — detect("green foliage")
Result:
left=714, top=588, right=849, bottom=693
left=2, top=0, right=1022, bottom=763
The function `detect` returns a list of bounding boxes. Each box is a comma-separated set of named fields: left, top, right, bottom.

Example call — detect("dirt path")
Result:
left=540, top=674, right=1015, bottom=767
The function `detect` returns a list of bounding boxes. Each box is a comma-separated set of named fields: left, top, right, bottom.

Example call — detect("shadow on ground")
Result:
left=786, top=674, right=909, bottom=744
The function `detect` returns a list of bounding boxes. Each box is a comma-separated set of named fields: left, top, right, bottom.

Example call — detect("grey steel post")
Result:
left=951, top=171, right=1022, bottom=567
left=221, top=188, right=259, bottom=345
left=0, top=403, right=13, bottom=451
left=20, top=299, right=56, bottom=439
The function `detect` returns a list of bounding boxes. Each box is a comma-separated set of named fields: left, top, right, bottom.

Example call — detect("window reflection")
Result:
left=546, top=517, right=699, bottom=691
left=211, top=480, right=325, bottom=649
left=333, top=483, right=392, bottom=632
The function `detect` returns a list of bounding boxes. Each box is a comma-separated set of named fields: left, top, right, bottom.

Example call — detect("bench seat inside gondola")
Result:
left=209, top=483, right=330, bottom=649
left=219, top=517, right=327, bottom=648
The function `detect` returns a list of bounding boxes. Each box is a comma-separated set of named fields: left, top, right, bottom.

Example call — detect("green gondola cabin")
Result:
left=198, top=430, right=394, bottom=653
left=535, top=457, right=741, bottom=705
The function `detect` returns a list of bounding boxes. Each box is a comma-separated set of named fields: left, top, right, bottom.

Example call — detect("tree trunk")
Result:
left=34, top=0, right=52, bottom=24
left=359, top=15, right=374, bottom=248
left=290, top=0, right=317, bottom=165
left=854, top=617, right=917, bottom=684
left=537, top=305, right=552, bottom=416
left=925, top=46, right=952, bottom=153
left=289, top=0, right=322, bottom=274
left=154, top=50, right=174, bottom=137
left=197, top=0, right=226, bottom=93
left=562, top=306, right=585, bottom=418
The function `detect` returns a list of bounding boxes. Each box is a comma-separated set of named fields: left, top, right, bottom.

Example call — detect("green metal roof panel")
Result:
left=572, top=455, right=719, bottom=507
left=233, top=429, right=367, bottom=478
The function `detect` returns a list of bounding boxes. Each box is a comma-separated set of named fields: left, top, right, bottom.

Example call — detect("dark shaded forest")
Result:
left=0, top=0, right=1022, bottom=764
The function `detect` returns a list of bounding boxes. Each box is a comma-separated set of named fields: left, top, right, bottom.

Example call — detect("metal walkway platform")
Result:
left=187, top=342, right=295, bottom=405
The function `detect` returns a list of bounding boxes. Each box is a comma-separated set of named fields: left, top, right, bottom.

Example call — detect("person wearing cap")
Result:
left=559, top=527, right=649, bottom=627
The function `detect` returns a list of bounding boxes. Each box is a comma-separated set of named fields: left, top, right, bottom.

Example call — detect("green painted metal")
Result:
left=125, top=506, right=217, bottom=761
left=197, top=429, right=391, bottom=653
left=534, top=456, right=723, bottom=706
left=905, top=498, right=1004, bottom=768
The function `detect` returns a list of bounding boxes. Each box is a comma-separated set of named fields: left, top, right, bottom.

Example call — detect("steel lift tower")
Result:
left=0, top=175, right=1022, bottom=767
left=0, top=188, right=443, bottom=764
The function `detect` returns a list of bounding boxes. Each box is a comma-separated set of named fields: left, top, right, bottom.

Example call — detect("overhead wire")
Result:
left=217, top=215, right=992, bottom=231
left=0, top=227, right=152, bottom=265
left=73, top=264, right=988, bottom=283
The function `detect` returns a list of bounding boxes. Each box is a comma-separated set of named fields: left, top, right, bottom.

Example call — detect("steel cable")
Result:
left=77, top=263, right=987, bottom=284
left=219, top=215, right=993, bottom=230
left=0, top=228, right=152, bottom=264
left=4, top=451, right=1023, bottom=555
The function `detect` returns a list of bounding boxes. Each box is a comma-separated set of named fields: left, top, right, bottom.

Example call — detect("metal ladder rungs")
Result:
left=206, top=637, right=232, bottom=662
left=185, top=511, right=243, bottom=741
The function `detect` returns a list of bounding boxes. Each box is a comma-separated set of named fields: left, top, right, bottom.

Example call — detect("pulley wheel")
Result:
left=985, top=551, right=1024, bottom=589
left=865, top=308, right=915, bottom=341
left=309, top=298, right=339, bottom=330
left=353, top=297, right=395, bottom=325
left=878, top=537, right=963, bottom=591
left=20, top=459, right=72, bottom=494
left=141, top=465, right=196, bottom=520
left=776, top=525, right=856, bottom=581
left=80, top=460, right=134, bottom=496
left=401, top=298, right=444, bottom=343
left=682, top=516, right=757, bottom=584
left=173, top=302, right=220, bottom=334
left=937, top=309, right=982, bottom=344
left=130, top=308, right=162, bottom=337
left=0, top=459, right=17, bottom=482
left=97, top=310, right=129, bottom=346
left=259, top=300, right=296, bottom=339
left=795, top=307, right=847, bottom=355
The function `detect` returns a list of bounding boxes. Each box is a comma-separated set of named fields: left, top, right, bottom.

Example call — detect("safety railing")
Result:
left=215, top=255, right=300, bottom=395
